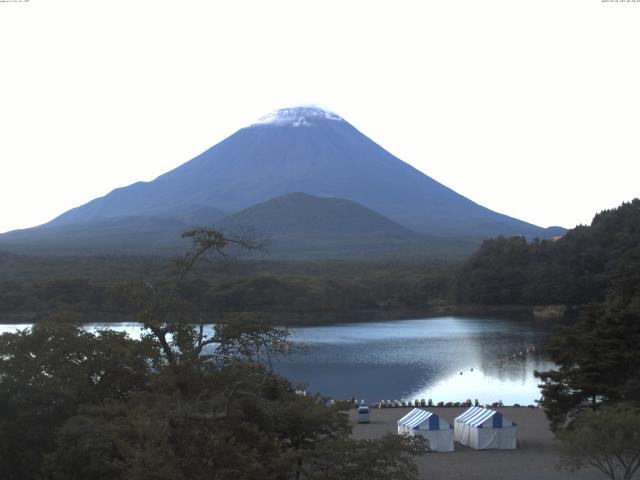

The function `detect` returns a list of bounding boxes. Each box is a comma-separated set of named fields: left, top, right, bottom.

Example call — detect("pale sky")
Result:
left=1, top=0, right=639, bottom=234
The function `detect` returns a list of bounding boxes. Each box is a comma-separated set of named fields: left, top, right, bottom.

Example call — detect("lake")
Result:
left=272, top=316, right=555, bottom=405
left=0, top=316, right=555, bottom=405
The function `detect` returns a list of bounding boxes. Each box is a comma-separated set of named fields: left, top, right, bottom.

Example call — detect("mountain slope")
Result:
left=0, top=193, right=479, bottom=258
left=0, top=217, right=195, bottom=255
left=44, top=107, right=560, bottom=238
left=217, top=192, right=415, bottom=237
left=0, top=207, right=227, bottom=255
left=213, top=192, right=474, bottom=258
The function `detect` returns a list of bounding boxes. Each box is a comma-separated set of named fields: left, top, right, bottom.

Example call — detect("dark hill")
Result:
left=213, top=192, right=480, bottom=259
left=451, top=198, right=640, bottom=306
left=0, top=194, right=479, bottom=258
left=217, top=192, right=414, bottom=237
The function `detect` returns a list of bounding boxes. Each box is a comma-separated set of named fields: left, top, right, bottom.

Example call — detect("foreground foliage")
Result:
left=535, top=303, right=640, bottom=431
left=0, top=322, right=157, bottom=479
left=557, top=405, right=640, bottom=480
left=0, top=323, right=426, bottom=480
left=0, top=230, right=425, bottom=479
left=304, top=434, right=428, bottom=480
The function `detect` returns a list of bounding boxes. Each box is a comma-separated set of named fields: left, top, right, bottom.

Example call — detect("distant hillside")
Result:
left=215, top=192, right=478, bottom=259
left=451, top=199, right=640, bottom=307
left=0, top=217, right=196, bottom=255
left=161, top=205, right=227, bottom=226
left=0, top=193, right=479, bottom=258
left=217, top=192, right=414, bottom=237
left=0, top=206, right=227, bottom=255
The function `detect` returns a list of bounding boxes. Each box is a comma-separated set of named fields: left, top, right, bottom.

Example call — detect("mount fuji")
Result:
left=0, top=107, right=564, bottom=256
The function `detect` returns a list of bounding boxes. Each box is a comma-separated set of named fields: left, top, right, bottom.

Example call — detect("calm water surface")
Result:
left=273, top=316, right=555, bottom=405
left=0, top=316, right=554, bottom=405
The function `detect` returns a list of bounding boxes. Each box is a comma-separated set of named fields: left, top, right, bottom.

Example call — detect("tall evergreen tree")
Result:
left=535, top=303, right=640, bottom=430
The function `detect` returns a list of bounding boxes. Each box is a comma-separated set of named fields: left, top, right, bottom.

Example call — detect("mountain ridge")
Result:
left=45, top=106, right=559, bottom=238
left=0, top=193, right=479, bottom=258
left=0, top=106, right=566, bottom=256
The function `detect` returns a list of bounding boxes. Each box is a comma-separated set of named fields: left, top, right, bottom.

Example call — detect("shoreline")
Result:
left=349, top=406, right=601, bottom=480
left=0, top=304, right=567, bottom=327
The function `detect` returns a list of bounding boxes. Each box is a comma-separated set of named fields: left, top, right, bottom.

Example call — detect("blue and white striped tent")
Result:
left=454, top=406, right=517, bottom=450
left=397, top=409, right=454, bottom=452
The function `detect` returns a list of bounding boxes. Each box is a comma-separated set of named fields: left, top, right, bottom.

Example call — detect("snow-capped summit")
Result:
left=252, top=106, right=343, bottom=127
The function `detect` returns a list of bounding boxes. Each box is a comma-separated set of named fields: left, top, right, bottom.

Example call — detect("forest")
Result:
left=451, top=199, right=640, bottom=308
left=446, top=200, right=640, bottom=478
left=0, top=253, right=454, bottom=325
left=2, top=200, right=639, bottom=325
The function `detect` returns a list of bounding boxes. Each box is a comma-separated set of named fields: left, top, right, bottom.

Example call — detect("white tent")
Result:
left=454, top=406, right=517, bottom=450
left=397, top=408, right=454, bottom=452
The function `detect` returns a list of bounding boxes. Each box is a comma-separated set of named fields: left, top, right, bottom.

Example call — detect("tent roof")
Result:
left=397, top=408, right=436, bottom=428
left=455, top=406, right=503, bottom=427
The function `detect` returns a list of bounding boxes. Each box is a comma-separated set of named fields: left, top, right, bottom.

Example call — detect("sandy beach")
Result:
left=349, top=406, right=605, bottom=480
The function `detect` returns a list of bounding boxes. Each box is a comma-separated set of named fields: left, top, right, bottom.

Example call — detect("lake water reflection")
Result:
left=273, top=317, right=555, bottom=405
left=0, top=316, right=555, bottom=405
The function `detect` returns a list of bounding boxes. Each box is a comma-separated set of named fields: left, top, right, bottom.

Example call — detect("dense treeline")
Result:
left=3, top=200, right=639, bottom=324
left=518, top=200, right=640, bottom=478
left=445, top=198, right=640, bottom=477
left=451, top=199, right=640, bottom=307
left=533, top=273, right=640, bottom=478
left=446, top=199, right=640, bottom=476
left=0, top=255, right=454, bottom=324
